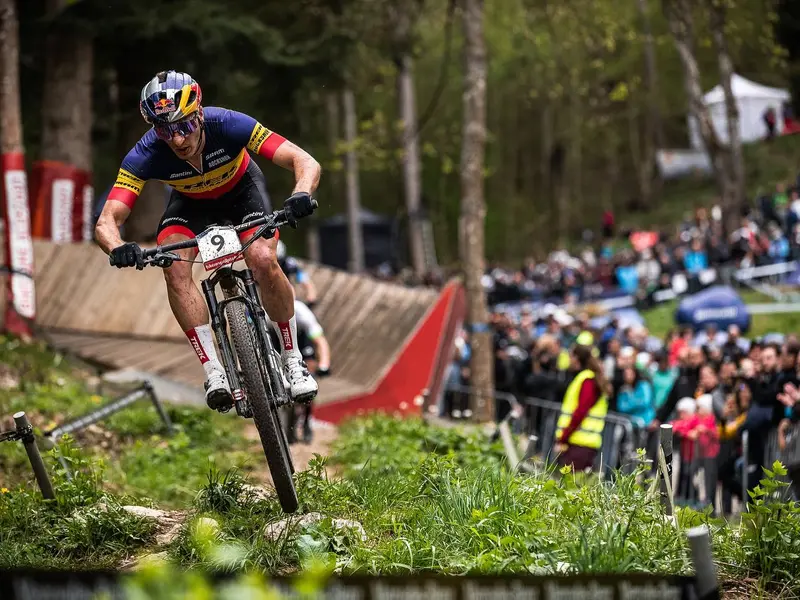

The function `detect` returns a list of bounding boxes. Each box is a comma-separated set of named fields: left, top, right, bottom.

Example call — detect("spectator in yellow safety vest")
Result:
left=555, top=344, right=612, bottom=472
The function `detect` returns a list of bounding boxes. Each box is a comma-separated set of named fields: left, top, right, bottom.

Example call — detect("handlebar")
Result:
left=140, top=197, right=317, bottom=267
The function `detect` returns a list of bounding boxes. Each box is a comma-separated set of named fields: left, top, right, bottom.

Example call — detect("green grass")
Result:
left=618, top=135, right=800, bottom=233
left=643, top=289, right=800, bottom=340
left=0, top=335, right=254, bottom=507
left=2, top=336, right=800, bottom=598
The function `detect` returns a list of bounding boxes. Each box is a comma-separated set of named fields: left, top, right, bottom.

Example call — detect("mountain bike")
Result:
left=138, top=202, right=316, bottom=513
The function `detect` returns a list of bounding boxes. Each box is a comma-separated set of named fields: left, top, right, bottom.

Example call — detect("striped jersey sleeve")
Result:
left=109, top=148, right=150, bottom=209
left=223, top=109, right=286, bottom=160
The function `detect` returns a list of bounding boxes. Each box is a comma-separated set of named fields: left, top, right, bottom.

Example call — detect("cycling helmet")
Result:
left=277, top=240, right=287, bottom=261
left=140, top=70, right=202, bottom=124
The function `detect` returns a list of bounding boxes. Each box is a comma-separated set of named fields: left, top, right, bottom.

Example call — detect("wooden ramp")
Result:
left=9, top=241, right=438, bottom=405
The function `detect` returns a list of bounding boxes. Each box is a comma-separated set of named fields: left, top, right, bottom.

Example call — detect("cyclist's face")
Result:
left=164, top=115, right=202, bottom=159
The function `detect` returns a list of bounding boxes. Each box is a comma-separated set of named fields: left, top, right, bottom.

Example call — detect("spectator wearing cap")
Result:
left=671, top=397, right=698, bottom=504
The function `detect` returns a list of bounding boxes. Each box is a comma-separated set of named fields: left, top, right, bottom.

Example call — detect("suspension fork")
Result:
left=202, top=274, right=242, bottom=396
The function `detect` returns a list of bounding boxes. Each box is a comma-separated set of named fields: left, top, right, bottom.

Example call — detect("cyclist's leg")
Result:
left=227, top=161, right=317, bottom=402
left=157, top=193, right=232, bottom=407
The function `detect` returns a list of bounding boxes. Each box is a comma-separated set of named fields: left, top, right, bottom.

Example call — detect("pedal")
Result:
left=205, top=378, right=234, bottom=411
left=206, top=388, right=234, bottom=411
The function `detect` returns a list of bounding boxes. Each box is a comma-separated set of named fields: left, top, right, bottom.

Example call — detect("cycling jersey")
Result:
left=110, top=107, right=286, bottom=208
left=294, top=300, right=323, bottom=340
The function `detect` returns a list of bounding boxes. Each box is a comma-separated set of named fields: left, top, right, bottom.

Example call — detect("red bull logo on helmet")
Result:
left=153, top=97, right=176, bottom=115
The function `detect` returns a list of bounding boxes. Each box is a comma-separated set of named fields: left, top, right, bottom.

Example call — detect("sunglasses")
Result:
left=154, top=116, right=199, bottom=141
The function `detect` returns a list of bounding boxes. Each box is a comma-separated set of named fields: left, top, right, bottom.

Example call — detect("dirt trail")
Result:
left=243, top=419, right=338, bottom=486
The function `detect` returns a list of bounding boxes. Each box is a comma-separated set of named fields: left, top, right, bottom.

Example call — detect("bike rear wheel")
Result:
left=226, top=300, right=298, bottom=512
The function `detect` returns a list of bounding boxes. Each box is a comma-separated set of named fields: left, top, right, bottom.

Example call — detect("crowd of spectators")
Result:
left=483, top=179, right=800, bottom=307
left=440, top=181, right=800, bottom=514
left=442, top=311, right=800, bottom=514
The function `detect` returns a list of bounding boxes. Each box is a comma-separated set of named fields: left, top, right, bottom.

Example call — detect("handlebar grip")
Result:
left=311, top=198, right=319, bottom=210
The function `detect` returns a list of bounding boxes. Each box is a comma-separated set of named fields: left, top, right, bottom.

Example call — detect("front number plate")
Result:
left=197, top=226, right=243, bottom=271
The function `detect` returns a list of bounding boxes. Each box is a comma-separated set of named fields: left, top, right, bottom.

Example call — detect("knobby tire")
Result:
left=226, top=301, right=298, bottom=513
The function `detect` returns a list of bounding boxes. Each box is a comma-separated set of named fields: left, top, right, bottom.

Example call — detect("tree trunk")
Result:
left=40, top=0, right=93, bottom=171
left=460, top=0, right=493, bottom=422
left=561, top=73, right=582, bottom=246
left=638, top=0, right=666, bottom=149
left=709, top=0, right=745, bottom=234
left=0, top=0, right=22, bottom=156
left=390, top=0, right=427, bottom=277
left=629, top=104, right=654, bottom=211
left=663, top=0, right=736, bottom=228
left=398, top=53, right=428, bottom=276
left=342, top=86, right=365, bottom=273
left=634, top=0, right=660, bottom=209
left=0, top=0, right=35, bottom=334
left=324, top=89, right=344, bottom=209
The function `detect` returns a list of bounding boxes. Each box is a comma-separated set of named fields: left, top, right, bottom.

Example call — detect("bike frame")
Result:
left=201, top=265, right=288, bottom=416
left=139, top=207, right=306, bottom=417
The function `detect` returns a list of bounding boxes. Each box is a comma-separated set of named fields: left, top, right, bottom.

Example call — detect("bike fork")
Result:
left=202, top=277, right=245, bottom=413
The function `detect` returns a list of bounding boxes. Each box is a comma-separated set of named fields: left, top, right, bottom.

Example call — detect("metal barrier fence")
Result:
left=43, top=382, right=173, bottom=480
left=0, top=412, right=55, bottom=499
left=441, top=383, right=800, bottom=513
left=441, top=384, right=644, bottom=476
left=670, top=421, right=800, bottom=514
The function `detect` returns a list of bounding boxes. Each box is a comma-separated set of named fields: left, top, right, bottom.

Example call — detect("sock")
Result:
left=185, top=324, right=223, bottom=377
left=272, top=316, right=301, bottom=360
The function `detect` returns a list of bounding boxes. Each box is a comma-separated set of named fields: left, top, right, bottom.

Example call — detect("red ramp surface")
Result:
left=314, top=280, right=465, bottom=425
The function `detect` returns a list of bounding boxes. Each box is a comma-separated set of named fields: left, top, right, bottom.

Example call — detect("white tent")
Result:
left=688, top=74, right=790, bottom=151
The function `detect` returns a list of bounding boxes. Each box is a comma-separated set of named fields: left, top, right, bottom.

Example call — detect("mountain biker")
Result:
left=95, top=70, right=320, bottom=410
left=276, top=240, right=317, bottom=307
left=274, top=299, right=330, bottom=444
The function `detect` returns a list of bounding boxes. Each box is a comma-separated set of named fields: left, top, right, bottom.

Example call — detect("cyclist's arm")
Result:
left=95, top=200, right=131, bottom=254
left=294, top=300, right=329, bottom=370
left=271, top=139, right=321, bottom=195
left=313, top=334, right=331, bottom=371
left=234, top=112, right=321, bottom=194
left=295, top=269, right=318, bottom=304
left=95, top=164, right=146, bottom=253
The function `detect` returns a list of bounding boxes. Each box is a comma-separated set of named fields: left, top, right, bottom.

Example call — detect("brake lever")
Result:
left=147, top=252, right=178, bottom=268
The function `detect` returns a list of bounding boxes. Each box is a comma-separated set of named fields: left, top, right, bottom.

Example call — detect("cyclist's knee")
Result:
left=162, top=258, right=193, bottom=289
left=246, top=238, right=280, bottom=279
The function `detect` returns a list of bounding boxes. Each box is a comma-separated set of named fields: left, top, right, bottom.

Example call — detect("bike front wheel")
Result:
left=226, top=301, right=298, bottom=513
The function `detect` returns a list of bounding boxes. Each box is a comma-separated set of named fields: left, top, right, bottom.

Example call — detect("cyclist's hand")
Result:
left=109, top=242, right=144, bottom=270
left=317, top=366, right=331, bottom=378
left=284, top=192, right=315, bottom=228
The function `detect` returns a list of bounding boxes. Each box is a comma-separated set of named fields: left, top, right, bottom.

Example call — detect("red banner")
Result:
left=29, top=160, right=93, bottom=242
left=1, top=152, right=36, bottom=335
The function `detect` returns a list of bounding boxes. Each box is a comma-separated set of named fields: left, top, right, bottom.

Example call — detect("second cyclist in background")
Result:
left=277, top=240, right=318, bottom=308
